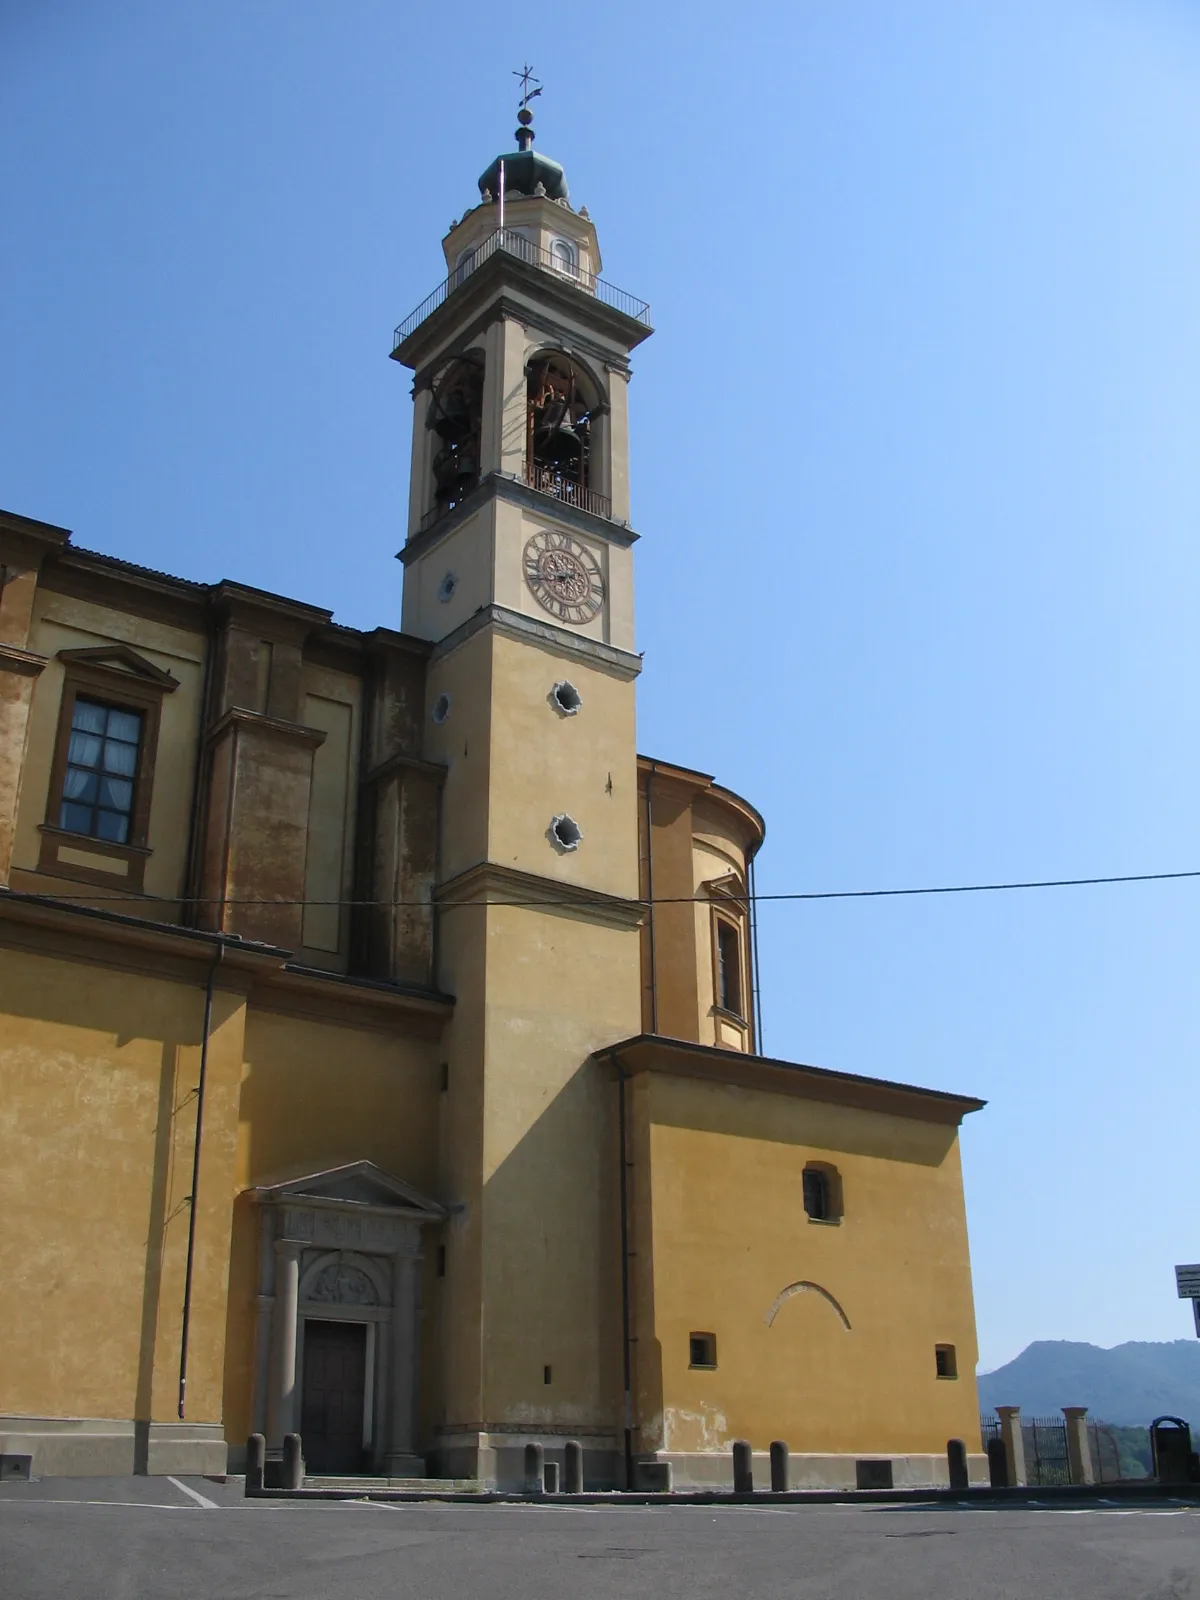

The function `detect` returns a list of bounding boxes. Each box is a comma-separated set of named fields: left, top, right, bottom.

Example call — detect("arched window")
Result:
left=550, top=237, right=578, bottom=277
left=453, top=247, right=476, bottom=287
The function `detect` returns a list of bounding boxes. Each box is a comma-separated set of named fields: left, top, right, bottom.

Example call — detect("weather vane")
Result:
left=513, top=63, right=542, bottom=112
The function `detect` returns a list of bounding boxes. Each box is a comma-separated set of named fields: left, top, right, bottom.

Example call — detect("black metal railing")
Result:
left=393, top=228, right=651, bottom=348
left=523, top=464, right=611, bottom=520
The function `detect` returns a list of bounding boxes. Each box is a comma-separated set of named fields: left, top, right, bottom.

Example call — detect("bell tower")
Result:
left=390, top=87, right=653, bottom=1484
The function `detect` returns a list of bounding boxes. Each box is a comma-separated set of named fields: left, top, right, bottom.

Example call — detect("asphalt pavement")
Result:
left=2, top=1476, right=1199, bottom=1598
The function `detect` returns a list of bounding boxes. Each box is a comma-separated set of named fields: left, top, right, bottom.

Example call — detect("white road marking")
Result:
left=167, top=1477, right=219, bottom=1509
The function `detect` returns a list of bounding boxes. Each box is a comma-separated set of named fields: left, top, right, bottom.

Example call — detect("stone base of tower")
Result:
left=428, top=1429, right=623, bottom=1491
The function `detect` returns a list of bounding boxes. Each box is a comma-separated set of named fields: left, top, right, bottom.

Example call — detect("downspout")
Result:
left=615, top=1052, right=634, bottom=1488
left=644, top=762, right=658, bottom=1034
left=178, top=941, right=223, bottom=1419
left=182, top=602, right=219, bottom=927
left=748, top=845, right=764, bottom=1055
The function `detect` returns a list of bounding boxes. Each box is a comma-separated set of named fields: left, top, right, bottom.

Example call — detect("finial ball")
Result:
left=518, top=107, right=534, bottom=126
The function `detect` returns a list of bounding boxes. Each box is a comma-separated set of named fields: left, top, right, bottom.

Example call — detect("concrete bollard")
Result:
left=544, top=1460, right=560, bottom=1494
left=769, top=1440, right=789, bottom=1493
left=947, top=1438, right=969, bottom=1491
left=282, top=1433, right=303, bottom=1491
left=732, top=1439, right=754, bottom=1494
left=564, top=1439, right=584, bottom=1494
left=523, top=1442, right=545, bottom=1495
left=986, top=1435, right=1009, bottom=1488
left=245, top=1434, right=266, bottom=1494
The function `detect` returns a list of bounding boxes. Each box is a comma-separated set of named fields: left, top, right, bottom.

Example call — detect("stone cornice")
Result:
left=365, top=751, right=446, bottom=788
left=392, top=248, right=652, bottom=371
left=597, top=1034, right=987, bottom=1126
left=434, top=860, right=645, bottom=931
left=0, top=642, right=47, bottom=678
left=431, top=604, right=642, bottom=682
left=0, top=888, right=454, bottom=1026
left=207, top=707, right=328, bottom=749
left=397, top=472, right=638, bottom=571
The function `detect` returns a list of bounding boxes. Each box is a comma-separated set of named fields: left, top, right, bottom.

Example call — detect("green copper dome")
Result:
left=478, top=110, right=568, bottom=202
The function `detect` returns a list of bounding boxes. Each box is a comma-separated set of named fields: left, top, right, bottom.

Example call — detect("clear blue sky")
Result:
left=4, top=1, right=1198, bottom=1372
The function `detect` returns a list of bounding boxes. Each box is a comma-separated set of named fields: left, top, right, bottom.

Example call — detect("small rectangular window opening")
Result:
left=689, top=1332, right=717, bottom=1369
left=935, top=1344, right=958, bottom=1379
left=59, top=697, right=143, bottom=844
left=543, top=1365, right=552, bottom=1385
left=717, top=921, right=742, bottom=1018
left=436, top=1245, right=446, bottom=1277
left=803, top=1167, right=830, bottom=1221
left=439, top=1062, right=449, bottom=1092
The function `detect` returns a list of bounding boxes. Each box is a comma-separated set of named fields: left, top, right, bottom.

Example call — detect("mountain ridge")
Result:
left=978, top=1339, right=1200, bottom=1426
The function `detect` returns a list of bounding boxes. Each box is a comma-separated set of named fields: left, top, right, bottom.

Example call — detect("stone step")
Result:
left=304, top=1475, right=480, bottom=1492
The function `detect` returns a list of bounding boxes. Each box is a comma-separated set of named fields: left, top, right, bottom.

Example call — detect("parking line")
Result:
left=167, top=1477, right=219, bottom=1509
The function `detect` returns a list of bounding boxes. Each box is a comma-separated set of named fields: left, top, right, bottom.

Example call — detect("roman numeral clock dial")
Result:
left=522, top=531, right=604, bottom=626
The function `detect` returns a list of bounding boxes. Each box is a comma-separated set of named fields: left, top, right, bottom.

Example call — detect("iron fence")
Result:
left=981, top=1415, right=1141, bottom=1485
left=393, top=228, right=652, bottom=348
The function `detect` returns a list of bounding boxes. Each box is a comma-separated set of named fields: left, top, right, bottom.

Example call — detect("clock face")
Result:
left=522, top=531, right=604, bottom=626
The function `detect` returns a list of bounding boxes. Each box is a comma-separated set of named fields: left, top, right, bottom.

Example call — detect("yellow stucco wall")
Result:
left=0, top=942, right=243, bottom=1428
left=632, top=1070, right=980, bottom=1458
left=221, top=1004, right=443, bottom=1447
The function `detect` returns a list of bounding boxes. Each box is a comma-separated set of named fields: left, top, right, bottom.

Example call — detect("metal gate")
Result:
left=980, top=1414, right=1072, bottom=1486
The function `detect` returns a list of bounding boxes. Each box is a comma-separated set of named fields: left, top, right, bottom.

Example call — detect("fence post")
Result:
left=564, top=1440, right=584, bottom=1494
left=769, top=1440, right=789, bottom=1493
left=245, top=1433, right=266, bottom=1494
left=523, top=1442, right=545, bottom=1495
left=1062, top=1407, right=1094, bottom=1485
left=996, top=1407, right=1026, bottom=1488
left=282, top=1433, right=303, bottom=1491
left=732, top=1440, right=753, bottom=1494
left=947, top=1438, right=969, bottom=1491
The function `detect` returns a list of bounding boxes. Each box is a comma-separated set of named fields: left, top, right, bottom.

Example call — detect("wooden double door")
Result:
left=300, top=1320, right=368, bottom=1475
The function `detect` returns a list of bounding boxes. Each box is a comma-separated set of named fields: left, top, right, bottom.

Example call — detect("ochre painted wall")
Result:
left=0, top=943, right=244, bottom=1429
left=221, top=1005, right=443, bottom=1447
left=631, top=1070, right=981, bottom=1457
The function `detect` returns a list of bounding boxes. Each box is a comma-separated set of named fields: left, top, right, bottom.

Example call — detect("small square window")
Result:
left=689, top=1332, right=717, bottom=1369
left=935, top=1344, right=957, bottom=1379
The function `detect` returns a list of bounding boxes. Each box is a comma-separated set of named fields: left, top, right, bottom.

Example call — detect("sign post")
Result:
left=1174, top=1265, right=1200, bottom=1337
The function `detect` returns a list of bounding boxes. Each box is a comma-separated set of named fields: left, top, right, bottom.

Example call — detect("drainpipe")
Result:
left=748, top=845, right=764, bottom=1055
left=643, top=762, right=658, bottom=1034
left=178, top=941, right=223, bottom=1419
left=615, top=1051, right=634, bottom=1488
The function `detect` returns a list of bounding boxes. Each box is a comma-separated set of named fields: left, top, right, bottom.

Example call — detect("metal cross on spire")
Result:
left=513, top=63, right=543, bottom=111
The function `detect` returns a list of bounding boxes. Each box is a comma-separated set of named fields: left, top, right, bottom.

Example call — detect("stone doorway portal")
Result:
left=300, top=1320, right=368, bottom=1475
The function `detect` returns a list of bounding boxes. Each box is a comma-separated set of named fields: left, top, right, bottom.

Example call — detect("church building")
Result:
left=0, top=106, right=986, bottom=1487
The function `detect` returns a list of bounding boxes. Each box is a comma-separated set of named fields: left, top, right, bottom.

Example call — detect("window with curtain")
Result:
left=59, top=697, right=143, bottom=843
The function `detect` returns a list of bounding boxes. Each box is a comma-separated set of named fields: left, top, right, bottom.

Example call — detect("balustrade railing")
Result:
left=393, top=229, right=651, bottom=348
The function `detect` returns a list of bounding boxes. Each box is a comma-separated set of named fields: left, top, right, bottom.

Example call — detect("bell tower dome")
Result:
left=388, top=85, right=654, bottom=1485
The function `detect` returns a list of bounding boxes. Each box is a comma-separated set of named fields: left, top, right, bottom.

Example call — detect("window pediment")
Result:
left=57, top=644, right=180, bottom=692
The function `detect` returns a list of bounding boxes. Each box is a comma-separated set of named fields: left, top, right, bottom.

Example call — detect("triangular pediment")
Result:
left=58, top=644, right=180, bottom=691
left=252, top=1159, right=445, bottom=1218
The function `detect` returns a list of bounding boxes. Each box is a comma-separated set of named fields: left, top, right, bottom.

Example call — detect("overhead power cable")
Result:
left=10, top=867, right=1200, bottom=911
